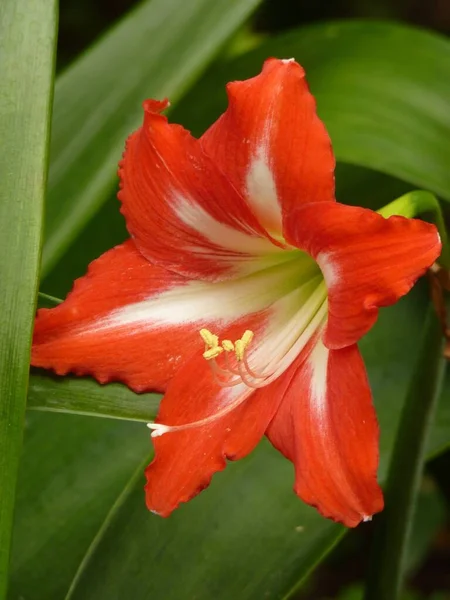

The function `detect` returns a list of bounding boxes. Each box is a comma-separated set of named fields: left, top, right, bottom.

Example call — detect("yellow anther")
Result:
left=203, top=346, right=224, bottom=361
left=222, top=339, right=234, bottom=352
left=199, top=328, right=219, bottom=348
left=234, top=339, right=245, bottom=361
left=241, top=330, right=254, bottom=345
left=234, top=329, right=254, bottom=361
left=200, top=328, right=255, bottom=366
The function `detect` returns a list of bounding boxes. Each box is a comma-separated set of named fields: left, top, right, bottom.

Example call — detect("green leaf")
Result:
left=405, top=479, right=446, bottom=574
left=41, top=0, right=263, bottom=277
left=28, top=371, right=159, bottom=423
left=0, top=0, right=57, bottom=595
left=61, top=293, right=450, bottom=600
left=8, top=413, right=148, bottom=600
left=365, top=309, right=446, bottom=600
left=172, top=20, right=450, bottom=203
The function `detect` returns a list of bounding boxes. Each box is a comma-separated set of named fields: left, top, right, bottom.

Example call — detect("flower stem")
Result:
left=378, top=190, right=450, bottom=269
left=363, top=307, right=446, bottom=600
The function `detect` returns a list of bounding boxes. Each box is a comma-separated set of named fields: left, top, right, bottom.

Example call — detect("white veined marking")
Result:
left=83, top=257, right=307, bottom=334
left=308, top=339, right=329, bottom=425
left=246, top=145, right=282, bottom=234
left=316, top=252, right=340, bottom=289
left=308, top=338, right=374, bottom=523
left=173, top=192, right=277, bottom=255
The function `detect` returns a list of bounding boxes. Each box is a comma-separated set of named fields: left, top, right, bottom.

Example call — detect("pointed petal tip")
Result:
left=295, top=482, right=384, bottom=528
left=263, top=56, right=304, bottom=74
left=142, top=97, right=170, bottom=114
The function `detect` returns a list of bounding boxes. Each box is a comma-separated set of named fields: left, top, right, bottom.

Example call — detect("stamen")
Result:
left=199, top=327, right=276, bottom=388
left=221, top=339, right=234, bottom=352
left=223, top=350, right=241, bottom=376
left=198, top=330, right=242, bottom=386
left=234, top=339, right=245, bottom=361
left=243, top=353, right=270, bottom=380
left=241, top=330, right=254, bottom=345
left=199, top=328, right=218, bottom=348
left=155, top=304, right=327, bottom=438
left=203, top=346, right=224, bottom=360
left=209, top=357, right=242, bottom=387
left=234, top=330, right=254, bottom=361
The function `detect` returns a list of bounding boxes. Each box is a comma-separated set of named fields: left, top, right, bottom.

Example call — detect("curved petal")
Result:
left=286, top=202, right=441, bottom=349
left=32, top=242, right=305, bottom=393
left=145, top=317, right=297, bottom=516
left=118, top=99, right=279, bottom=282
left=32, top=241, right=198, bottom=392
left=266, top=339, right=384, bottom=528
left=201, top=58, right=335, bottom=237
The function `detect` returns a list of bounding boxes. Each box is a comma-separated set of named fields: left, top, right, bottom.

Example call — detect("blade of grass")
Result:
left=0, top=0, right=57, bottom=596
left=364, top=308, right=446, bottom=600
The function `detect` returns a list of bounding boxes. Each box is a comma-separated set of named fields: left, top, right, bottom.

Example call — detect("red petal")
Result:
left=32, top=240, right=204, bottom=392
left=286, top=202, right=441, bottom=349
left=201, top=58, right=335, bottom=236
left=118, top=99, right=277, bottom=282
left=145, top=316, right=295, bottom=516
left=266, top=340, right=384, bottom=527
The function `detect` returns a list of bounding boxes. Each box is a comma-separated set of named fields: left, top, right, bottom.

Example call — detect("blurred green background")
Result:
left=56, top=0, right=450, bottom=71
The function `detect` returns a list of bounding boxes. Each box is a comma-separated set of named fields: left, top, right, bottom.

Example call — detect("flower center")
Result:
left=147, top=253, right=328, bottom=438
left=199, top=328, right=278, bottom=389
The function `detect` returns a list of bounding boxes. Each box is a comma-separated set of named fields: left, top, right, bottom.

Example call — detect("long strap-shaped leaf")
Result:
left=0, top=0, right=57, bottom=595
left=41, top=0, right=263, bottom=277
left=364, top=309, right=446, bottom=600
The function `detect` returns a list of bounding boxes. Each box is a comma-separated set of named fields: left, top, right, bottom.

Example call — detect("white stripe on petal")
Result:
left=246, top=145, right=282, bottom=234
left=316, top=252, right=340, bottom=289
left=86, top=255, right=313, bottom=334
left=308, top=339, right=330, bottom=416
left=173, top=192, right=277, bottom=255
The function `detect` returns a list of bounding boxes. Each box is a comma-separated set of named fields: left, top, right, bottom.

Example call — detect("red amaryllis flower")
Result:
left=32, top=58, right=441, bottom=527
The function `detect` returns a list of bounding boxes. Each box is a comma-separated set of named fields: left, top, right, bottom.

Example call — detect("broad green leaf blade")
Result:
left=67, top=444, right=342, bottom=600
left=42, top=0, right=263, bottom=277
left=365, top=310, right=446, bottom=600
left=405, top=480, right=446, bottom=574
left=0, top=0, right=57, bottom=594
left=8, top=413, right=148, bottom=600
left=172, top=20, right=450, bottom=203
left=28, top=372, right=159, bottom=422
left=64, top=293, right=450, bottom=600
